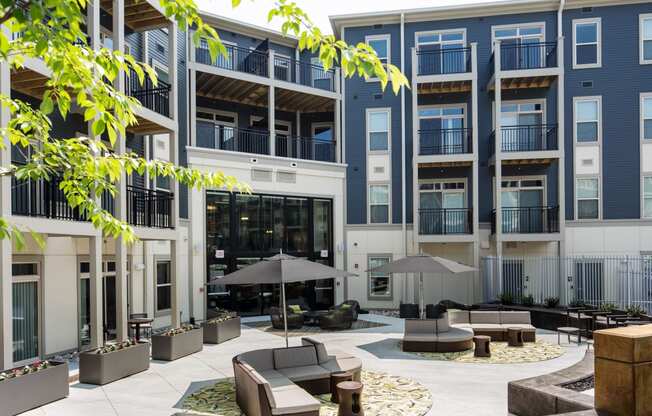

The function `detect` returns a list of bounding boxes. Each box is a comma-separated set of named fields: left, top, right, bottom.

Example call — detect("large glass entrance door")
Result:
left=12, top=262, right=39, bottom=365
left=78, top=260, right=121, bottom=348
left=206, top=192, right=334, bottom=316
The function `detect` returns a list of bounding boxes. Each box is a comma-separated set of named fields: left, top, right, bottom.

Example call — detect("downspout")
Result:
left=558, top=0, right=565, bottom=38
left=400, top=13, right=407, bottom=304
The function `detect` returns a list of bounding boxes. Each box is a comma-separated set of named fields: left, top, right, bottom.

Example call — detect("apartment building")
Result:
left=330, top=0, right=652, bottom=310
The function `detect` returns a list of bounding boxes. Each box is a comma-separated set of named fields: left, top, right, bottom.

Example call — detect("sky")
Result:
left=195, top=0, right=498, bottom=35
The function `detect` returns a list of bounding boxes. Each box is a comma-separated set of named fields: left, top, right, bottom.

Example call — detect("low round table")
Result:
left=507, top=327, right=524, bottom=347
left=473, top=335, right=491, bottom=357
left=330, top=371, right=353, bottom=403
left=337, top=381, right=364, bottom=416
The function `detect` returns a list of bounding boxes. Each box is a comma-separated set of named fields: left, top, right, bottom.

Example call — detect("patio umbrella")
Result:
left=367, top=253, right=477, bottom=319
left=208, top=251, right=357, bottom=347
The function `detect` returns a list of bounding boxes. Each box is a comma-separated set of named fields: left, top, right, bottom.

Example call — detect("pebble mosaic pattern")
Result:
left=405, top=340, right=564, bottom=363
left=182, top=370, right=432, bottom=416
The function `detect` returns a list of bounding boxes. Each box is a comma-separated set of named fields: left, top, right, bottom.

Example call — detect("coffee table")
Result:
left=337, top=381, right=364, bottom=416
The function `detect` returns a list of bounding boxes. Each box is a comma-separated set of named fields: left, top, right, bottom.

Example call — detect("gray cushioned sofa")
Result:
left=402, top=313, right=474, bottom=352
left=233, top=337, right=362, bottom=416
left=450, top=310, right=536, bottom=342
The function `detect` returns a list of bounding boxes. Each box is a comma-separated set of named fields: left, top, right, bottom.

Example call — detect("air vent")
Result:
left=277, top=171, right=296, bottom=183
left=251, top=168, right=272, bottom=182
left=374, top=166, right=385, bottom=174
left=373, top=93, right=383, bottom=100
left=156, top=43, right=165, bottom=54
left=582, top=159, right=593, bottom=166
left=581, top=80, right=593, bottom=88
left=581, top=7, right=593, bottom=12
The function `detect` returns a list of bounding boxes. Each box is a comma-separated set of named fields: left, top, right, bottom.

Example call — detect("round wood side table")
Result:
left=337, top=380, right=364, bottom=416
left=507, top=327, right=524, bottom=347
left=473, top=335, right=491, bottom=357
left=330, top=371, right=353, bottom=403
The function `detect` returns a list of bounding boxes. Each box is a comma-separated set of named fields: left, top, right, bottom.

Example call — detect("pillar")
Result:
left=471, top=42, right=481, bottom=302
left=493, top=41, right=503, bottom=294
left=0, top=28, right=13, bottom=368
left=594, top=325, right=652, bottom=415
left=268, top=50, right=275, bottom=156
left=556, top=35, right=567, bottom=304
left=410, top=47, right=419, bottom=304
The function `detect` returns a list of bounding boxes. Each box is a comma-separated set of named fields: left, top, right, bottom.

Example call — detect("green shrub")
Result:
left=544, top=297, right=560, bottom=308
left=499, top=292, right=514, bottom=305
left=599, top=303, right=618, bottom=313
left=626, top=304, right=647, bottom=317
left=521, top=294, right=535, bottom=307
left=569, top=299, right=586, bottom=308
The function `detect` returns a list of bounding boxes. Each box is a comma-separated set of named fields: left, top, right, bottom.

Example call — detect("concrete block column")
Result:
left=268, top=50, right=276, bottom=157
left=594, top=325, right=652, bottom=415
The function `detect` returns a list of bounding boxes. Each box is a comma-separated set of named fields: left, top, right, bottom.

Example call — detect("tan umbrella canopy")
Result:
left=367, top=253, right=477, bottom=319
left=209, top=252, right=357, bottom=346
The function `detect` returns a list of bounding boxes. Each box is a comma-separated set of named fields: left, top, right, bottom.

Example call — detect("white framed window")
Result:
left=574, top=96, right=601, bottom=143
left=367, top=108, right=390, bottom=152
left=364, top=34, right=390, bottom=82
left=576, top=177, right=600, bottom=220
left=643, top=176, right=652, bottom=218
left=156, top=260, right=171, bottom=313
left=368, top=255, right=392, bottom=300
left=415, top=29, right=466, bottom=74
left=368, top=184, right=390, bottom=224
left=492, top=23, right=545, bottom=45
left=640, top=14, right=652, bottom=64
left=573, top=18, right=601, bottom=69
left=642, top=94, right=652, bottom=140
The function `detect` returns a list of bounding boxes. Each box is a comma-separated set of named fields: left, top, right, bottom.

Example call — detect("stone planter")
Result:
left=203, top=317, right=241, bottom=344
left=79, top=342, right=150, bottom=385
left=151, top=327, right=203, bottom=361
left=0, top=361, right=69, bottom=414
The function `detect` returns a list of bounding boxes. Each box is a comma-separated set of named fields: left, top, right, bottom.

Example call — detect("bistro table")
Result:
left=128, top=317, right=154, bottom=341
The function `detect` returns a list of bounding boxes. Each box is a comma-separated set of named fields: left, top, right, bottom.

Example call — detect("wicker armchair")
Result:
left=319, top=309, right=354, bottom=330
left=270, top=307, right=304, bottom=329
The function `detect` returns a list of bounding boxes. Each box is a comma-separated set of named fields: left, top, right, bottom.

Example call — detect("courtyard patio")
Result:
left=20, top=313, right=588, bottom=416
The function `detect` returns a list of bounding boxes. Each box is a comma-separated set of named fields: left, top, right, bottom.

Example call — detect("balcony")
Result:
left=488, top=41, right=559, bottom=90
left=275, top=135, right=336, bottom=163
left=12, top=175, right=173, bottom=229
left=417, top=48, right=472, bottom=76
left=195, top=44, right=269, bottom=77
left=196, top=124, right=337, bottom=162
left=489, top=124, right=558, bottom=159
left=419, top=208, right=473, bottom=235
left=126, top=185, right=173, bottom=229
left=491, top=206, right=559, bottom=234
left=419, top=128, right=472, bottom=156
left=273, top=55, right=336, bottom=93
left=126, top=68, right=171, bottom=117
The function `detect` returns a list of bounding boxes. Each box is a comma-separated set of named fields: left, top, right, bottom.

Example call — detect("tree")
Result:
left=0, top=0, right=408, bottom=246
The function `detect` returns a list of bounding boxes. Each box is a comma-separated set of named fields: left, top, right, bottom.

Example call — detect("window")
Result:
left=642, top=95, right=652, bottom=140
left=416, top=30, right=466, bottom=74
left=156, top=260, right=171, bottom=312
left=576, top=177, right=599, bottom=219
left=574, top=97, right=601, bottom=143
left=641, top=15, right=652, bottom=64
left=365, top=34, right=390, bottom=81
left=369, top=184, right=389, bottom=224
left=367, top=109, right=390, bottom=152
left=573, top=19, right=601, bottom=68
left=368, top=256, right=391, bottom=299
left=644, top=177, right=652, bottom=218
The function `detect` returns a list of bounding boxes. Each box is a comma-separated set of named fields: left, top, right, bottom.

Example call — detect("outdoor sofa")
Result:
left=233, top=337, right=362, bottom=416
left=270, top=307, right=304, bottom=330
left=450, top=310, right=536, bottom=342
left=402, top=313, right=474, bottom=352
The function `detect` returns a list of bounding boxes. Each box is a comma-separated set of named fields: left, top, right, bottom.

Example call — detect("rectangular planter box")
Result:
left=151, top=327, right=203, bottom=361
left=79, top=342, right=150, bottom=385
left=203, top=317, right=241, bottom=344
left=0, top=361, right=69, bottom=415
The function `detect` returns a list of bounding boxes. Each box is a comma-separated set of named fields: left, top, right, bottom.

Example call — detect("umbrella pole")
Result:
left=281, top=282, right=289, bottom=348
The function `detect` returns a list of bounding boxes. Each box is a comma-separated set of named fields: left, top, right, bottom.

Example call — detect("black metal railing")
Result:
left=489, top=41, right=557, bottom=75
left=416, top=47, right=472, bottom=76
left=419, top=208, right=472, bottom=235
left=12, top=174, right=115, bottom=221
left=126, top=185, right=173, bottom=229
left=491, top=206, right=559, bottom=234
left=195, top=44, right=269, bottom=77
left=275, top=135, right=336, bottom=162
left=489, top=124, right=558, bottom=155
left=273, top=55, right=336, bottom=92
left=196, top=124, right=270, bottom=155
left=126, top=68, right=171, bottom=117
left=419, top=128, right=472, bottom=155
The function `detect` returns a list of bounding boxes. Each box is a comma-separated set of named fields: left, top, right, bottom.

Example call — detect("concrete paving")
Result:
left=23, top=313, right=588, bottom=416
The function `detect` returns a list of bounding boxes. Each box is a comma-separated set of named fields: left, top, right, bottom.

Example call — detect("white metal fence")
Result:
left=481, top=256, right=652, bottom=312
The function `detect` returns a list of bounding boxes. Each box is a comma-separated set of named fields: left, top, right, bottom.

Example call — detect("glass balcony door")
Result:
left=12, top=263, right=40, bottom=365
left=494, top=25, right=544, bottom=70
left=500, top=178, right=545, bottom=233
left=419, top=106, right=465, bottom=155
left=500, top=102, right=544, bottom=151
left=416, top=30, right=466, bottom=74
left=419, top=181, right=466, bottom=234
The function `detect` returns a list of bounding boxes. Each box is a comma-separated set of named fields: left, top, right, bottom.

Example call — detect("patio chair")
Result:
left=270, top=307, right=304, bottom=330
left=319, top=309, right=353, bottom=330
left=330, top=300, right=360, bottom=321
